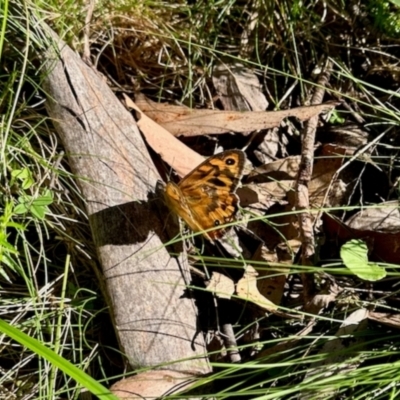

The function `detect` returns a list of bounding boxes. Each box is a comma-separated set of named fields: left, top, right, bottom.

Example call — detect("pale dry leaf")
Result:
left=346, top=201, right=400, bottom=232
left=236, top=265, right=278, bottom=312
left=205, top=272, right=235, bottom=299
left=124, top=94, right=203, bottom=178
left=251, top=244, right=294, bottom=306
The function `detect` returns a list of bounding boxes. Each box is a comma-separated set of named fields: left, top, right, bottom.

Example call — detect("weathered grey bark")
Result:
left=43, top=30, right=210, bottom=375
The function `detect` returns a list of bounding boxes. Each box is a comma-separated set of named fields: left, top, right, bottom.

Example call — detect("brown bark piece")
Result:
left=368, top=312, right=400, bottom=330
left=43, top=30, right=210, bottom=375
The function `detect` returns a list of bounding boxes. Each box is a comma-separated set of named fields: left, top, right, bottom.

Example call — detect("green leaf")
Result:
left=340, top=239, right=386, bottom=281
left=11, top=168, right=30, bottom=179
left=0, top=233, right=19, bottom=254
left=30, top=204, right=46, bottom=220
left=0, top=319, right=119, bottom=400
left=14, top=203, right=28, bottom=214
left=33, top=189, right=54, bottom=206
left=11, top=168, right=34, bottom=189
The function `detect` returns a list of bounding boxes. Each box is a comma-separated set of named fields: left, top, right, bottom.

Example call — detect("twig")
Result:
left=296, top=59, right=333, bottom=303
left=220, top=323, right=241, bottom=363
left=82, top=0, right=95, bottom=64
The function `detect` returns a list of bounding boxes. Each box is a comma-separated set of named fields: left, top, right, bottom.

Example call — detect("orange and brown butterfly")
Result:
left=164, top=150, right=246, bottom=242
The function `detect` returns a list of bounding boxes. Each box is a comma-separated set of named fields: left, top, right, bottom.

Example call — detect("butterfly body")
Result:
left=164, top=150, right=246, bottom=242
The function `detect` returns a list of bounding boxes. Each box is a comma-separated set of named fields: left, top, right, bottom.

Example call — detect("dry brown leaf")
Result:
left=247, top=145, right=347, bottom=211
left=251, top=242, right=298, bottom=306
left=212, top=63, right=269, bottom=111
left=324, top=201, right=400, bottom=263
left=135, top=94, right=338, bottom=137
left=244, top=149, right=345, bottom=248
left=346, top=201, right=400, bottom=232
left=123, top=94, right=203, bottom=178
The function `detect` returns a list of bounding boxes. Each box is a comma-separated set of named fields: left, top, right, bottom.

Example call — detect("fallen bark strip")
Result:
left=135, top=94, right=338, bottom=137
left=43, top=28, right=211, bottom=382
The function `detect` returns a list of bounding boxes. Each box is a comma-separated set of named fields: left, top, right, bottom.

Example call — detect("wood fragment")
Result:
left=221, top=323, right=241, bottom=363
left=43, top=28, right=211, bottom=376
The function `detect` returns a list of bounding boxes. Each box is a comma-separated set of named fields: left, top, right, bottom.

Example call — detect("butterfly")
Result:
left=164, top=150, right=246, bottom=242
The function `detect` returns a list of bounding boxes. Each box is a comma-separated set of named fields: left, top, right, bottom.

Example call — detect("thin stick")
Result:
left=296, top=59, right=333, bottom=303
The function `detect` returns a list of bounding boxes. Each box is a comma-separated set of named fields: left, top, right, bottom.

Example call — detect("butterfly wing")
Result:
left=189, top=190, right=240, bottom=240
left=179, top=150, right=245, bottom=194
left=168, top=150, right=245, bottom=240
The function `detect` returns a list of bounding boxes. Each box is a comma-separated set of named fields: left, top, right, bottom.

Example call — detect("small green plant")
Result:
left=328, top=109, right=346, bottom=125
left=10, top=167, right=34, bottom=190
left=14, top=189, right=53, bottom=220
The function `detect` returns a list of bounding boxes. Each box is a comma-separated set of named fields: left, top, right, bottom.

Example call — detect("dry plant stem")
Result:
left=83, top=0, right=95, bottom=64
left=221, top=323, right=241, bottom=363
left=296, top=60, right=333, bottom=304
left=339, top=99, right=366, bottom=125
left=43, top=28, right=211, bottom=378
